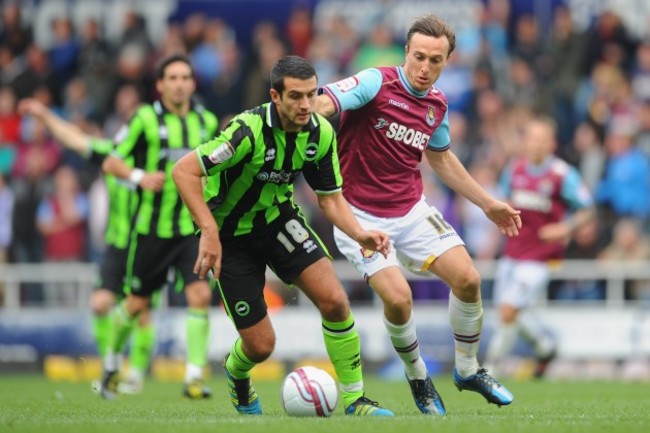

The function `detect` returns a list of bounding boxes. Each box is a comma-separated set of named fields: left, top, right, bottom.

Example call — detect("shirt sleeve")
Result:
left=561, top=166, right=594, bottom=210
left=112, top=114, right=145, bottom=160
left=321, top=68, right=383, bottom=112
left=499, top=162, right=514, bottom=198
left=302, top=122, right=343, bottom=194
left=87, top=138, right=114, bottom=167
left=426, top=110, right=451, bottom=151
left=195, top=116, right=253, bottom=177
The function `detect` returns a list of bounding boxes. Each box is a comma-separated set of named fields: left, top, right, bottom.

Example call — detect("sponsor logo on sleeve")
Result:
left=207, top=142, right=234, bottom=164
left=113, top=125, right=128, bottom=143
left=333, top=76, right=359, bottom=92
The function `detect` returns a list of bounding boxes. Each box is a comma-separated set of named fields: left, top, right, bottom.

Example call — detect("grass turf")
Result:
left=0, top=374, right=648, bottom=433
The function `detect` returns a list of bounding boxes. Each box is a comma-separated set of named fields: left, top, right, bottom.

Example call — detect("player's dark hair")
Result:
left=156, top=54, right=194, bottom=80
left=407, top=14, right=456, bottom=56
left=270, top=55, right=317, bottom=94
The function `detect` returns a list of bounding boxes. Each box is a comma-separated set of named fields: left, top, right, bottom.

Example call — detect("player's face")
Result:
left=404, top=33, right=450, bottom=92
left=157, top=61, right=195, bottom=109
left=523, top=121, right=555, bottom=164
left=271, top=76, right=318, bottom=132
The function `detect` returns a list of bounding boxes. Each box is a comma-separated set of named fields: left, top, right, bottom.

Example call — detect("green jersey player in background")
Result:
left=101, top=54, right=219, bottom=400
left=18, top=98, right=154, bottom=394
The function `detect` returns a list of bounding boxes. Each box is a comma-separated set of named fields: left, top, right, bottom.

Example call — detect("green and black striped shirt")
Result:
left=114, top=100, right=219, bottom=238
left=196, top=103, right=341, bottom=238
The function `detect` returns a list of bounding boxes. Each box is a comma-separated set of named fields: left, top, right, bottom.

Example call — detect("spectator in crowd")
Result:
left=77, top=18, right=114, bottom=121
left=596, top=125, right=650, bottom=224
left=552, top=217, right=607, bottom=301
left=0, top=172, right=13, bottom=305
left=36, top=164, right=88, bottom=262
left=599, top=218, right=650, bottom=300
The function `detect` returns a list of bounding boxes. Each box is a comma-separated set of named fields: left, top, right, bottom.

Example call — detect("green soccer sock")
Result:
left=129, top=324, right=155, bottom=376
left=186, top=308, right=209, bottom=371
left=322, top=314, right=364, bottom=407
left=103, top=300, right=137, bottom=372
left=110, top=300, right=137, bottom=354
left=92, top=314, right=111, bottom=357
left=225, top=338, right=256, bottom=380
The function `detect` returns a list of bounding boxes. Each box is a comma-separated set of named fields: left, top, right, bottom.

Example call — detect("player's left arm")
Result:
left=317, top=192, right=391, bottom=258
left=425, top=109, right=520, bottom=236
left=538, top=167, right=595, bottom=242
left=426, top=149, right=521, bottom=237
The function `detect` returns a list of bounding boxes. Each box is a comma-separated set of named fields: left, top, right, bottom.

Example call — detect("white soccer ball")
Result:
left=281, top=366, right=339, bottom=417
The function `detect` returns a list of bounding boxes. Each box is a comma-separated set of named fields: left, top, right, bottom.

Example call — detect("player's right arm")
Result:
left=172, top=150, right=222, bottom=279
left=102, top=111, right=165, bottom=191
left=18, top=98, right=91, bottom=157
left=316, top=68, right=382, bottom=116
left=172, top=113, right=253, bottom=279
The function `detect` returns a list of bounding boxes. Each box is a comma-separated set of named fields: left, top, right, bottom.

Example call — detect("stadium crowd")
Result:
left=2, top=0, right=650, bottom=305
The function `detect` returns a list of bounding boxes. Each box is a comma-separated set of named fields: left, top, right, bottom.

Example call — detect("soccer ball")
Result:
left=281, top=366, right=339, bottom=417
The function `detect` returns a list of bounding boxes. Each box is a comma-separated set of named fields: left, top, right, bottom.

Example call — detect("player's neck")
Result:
left=161, top=98, right=190, bottom=117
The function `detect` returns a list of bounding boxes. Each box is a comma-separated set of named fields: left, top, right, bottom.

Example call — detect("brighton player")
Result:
left=316, top=14, right=520, bottom=413
left=18, top=98, right=155, bottom=394
left=485, top=115, right=594, bottom=378
left=173, top=55, right=394, bottom=416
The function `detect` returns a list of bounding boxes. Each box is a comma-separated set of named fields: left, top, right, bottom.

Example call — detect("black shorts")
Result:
left=124, top=233, right=202, bottom=297
left=218, top=208, right=330, bottom=330
left=96, top=244, right=128, bottom=295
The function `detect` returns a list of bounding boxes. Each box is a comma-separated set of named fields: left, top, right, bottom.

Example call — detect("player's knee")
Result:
left=185, top=281, right=211, bottom=308
left=382, top=290, right=413, bottom=314
left=452, top=266, right=481, bottom=299
left=246, top=338, right=275, bottom=362
left=91, top=291, right=115, bottom=316
left=315, top=288, right=350, bottom=322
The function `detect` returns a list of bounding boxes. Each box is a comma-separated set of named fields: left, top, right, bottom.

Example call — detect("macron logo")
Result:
left=389, top=99, right=410, bottom=110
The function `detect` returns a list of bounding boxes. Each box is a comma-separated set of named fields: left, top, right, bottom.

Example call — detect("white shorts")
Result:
left=334, top=197, right=465, bottom=279
left=493, top=257, right=549, bottom=308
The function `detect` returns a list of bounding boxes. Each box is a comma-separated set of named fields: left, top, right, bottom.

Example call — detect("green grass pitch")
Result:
left=1, top=374, right=648, bottom=433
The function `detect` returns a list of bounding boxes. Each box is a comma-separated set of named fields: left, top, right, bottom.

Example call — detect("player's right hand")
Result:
left=17, top=98, right=46, bottom=118
left=356, top=229, right=392, bottom=258
left=194, top=227, right=222, bottom=279
left=139, top=171, right=166, bottom=191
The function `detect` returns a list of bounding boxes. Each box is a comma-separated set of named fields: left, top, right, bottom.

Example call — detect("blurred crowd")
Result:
left=2, top=0, right=650, bottom=304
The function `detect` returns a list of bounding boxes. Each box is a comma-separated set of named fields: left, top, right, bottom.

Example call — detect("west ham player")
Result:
left=485, top=115, right=594, bottom=378
left=315, top=14, right=521, bottom=414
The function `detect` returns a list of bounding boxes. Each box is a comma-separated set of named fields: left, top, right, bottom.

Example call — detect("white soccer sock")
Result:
left=185, top=363, right=203, bottom=383
left=449, top=293, right=482, bottom=377
left=104, top=351, right=122, bottom=373
left=383, top=314, right=427, bottom=380
left=127, top=367, right=145, bottom=382
left=519, top=312, right=556, bottom=357
left=484, top=321, right=519, bottom=374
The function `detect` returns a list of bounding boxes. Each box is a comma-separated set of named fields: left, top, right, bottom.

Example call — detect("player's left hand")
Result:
left=485, top=200, right=522, bottom=237
left=356, top=230, right=392, bottom=258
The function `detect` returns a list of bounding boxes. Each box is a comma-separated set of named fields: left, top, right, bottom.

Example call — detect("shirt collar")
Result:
left=265, top=102, right=318, bottom=132
left=153, top=98, right=203, bottom=116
